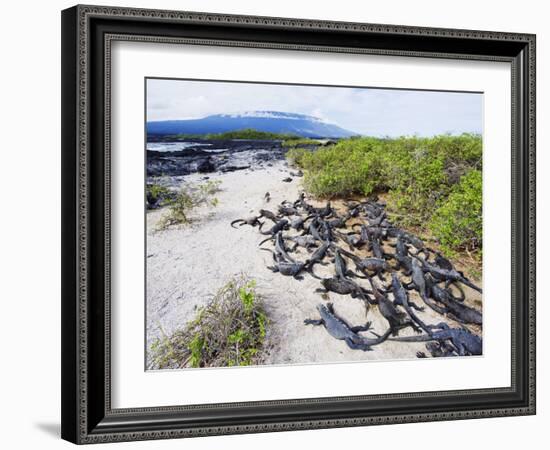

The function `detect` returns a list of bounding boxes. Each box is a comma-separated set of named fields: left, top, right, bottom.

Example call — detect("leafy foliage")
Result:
left=204, top=128, right=300, bottom=140
left=281, top=137, right=320, bottom=148
left=429, top=170, right=482, bottom=253
left=287, top=134, right=482, bottom=251
left=146, top=183, right=175, bottom=209
left=149, top=276, right=269, bottom=369
left=156, top=180, right=221, bottom=229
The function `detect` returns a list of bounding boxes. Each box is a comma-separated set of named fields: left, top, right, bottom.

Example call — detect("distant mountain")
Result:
left=147, top=111, right=356, bottom=138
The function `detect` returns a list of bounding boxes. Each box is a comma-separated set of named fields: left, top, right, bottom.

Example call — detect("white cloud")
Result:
left=146, top=78, right=482, bottom=137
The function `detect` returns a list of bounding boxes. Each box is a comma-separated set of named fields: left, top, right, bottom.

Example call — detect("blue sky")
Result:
left=147, top=78, right=482, bottom=137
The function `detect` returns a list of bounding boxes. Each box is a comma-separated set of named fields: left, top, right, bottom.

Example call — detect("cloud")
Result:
left=146, top=78, right=482, bottom=137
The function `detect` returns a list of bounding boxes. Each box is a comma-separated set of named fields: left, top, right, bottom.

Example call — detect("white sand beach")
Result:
left=146, top=160, right=482, bottom=368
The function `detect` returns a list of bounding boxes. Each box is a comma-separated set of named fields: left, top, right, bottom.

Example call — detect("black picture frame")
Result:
left=61, top=4, right=536, bottom=444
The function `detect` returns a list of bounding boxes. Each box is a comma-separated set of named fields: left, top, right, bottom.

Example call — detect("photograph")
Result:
left=145, top=78, right=484, bottom=370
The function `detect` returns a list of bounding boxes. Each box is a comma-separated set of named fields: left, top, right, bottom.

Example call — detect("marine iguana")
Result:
left=367, top=277, right=421, bottom=336
left=333, top=249, right=362, bottom=279
left=304, top=241, right=332, bottom=278
left=258, top=208, right=278, bottom=223
left=401, top=232, right=426, bottom=254
left=293, top=192, right=311, bottom=210
left=419, top=259, right=482, bottom=293
left=389, top=236, right=413, bottom=275
left=337, top=247, right=389, bottom=281
left=433, top=251, right=453, bottom=271
left=316, top=276, right=372, bottom=301
left=426, top=275, right=482, bottom=325
left=230, top=216, right=263, bottom=229
left=306, top=202, right=334, bottom=218
left=368, top=236, right=387, bottom=260
left=286, top=235, right=318, bottom=251
left=277, top=203, right=299, bottom=216
left=304, top=303, right=391, bottom=351
left=266, top=252, right=306, bottom=279
left=289, top=215, right=313, bottom=231
left=350, top=224, right=386, bottom=248
left=405, top=258, right=434, bottom=304
left=265, top=231, right=297, bottom=263
left=366, top=211, right=387, bottom=227
left=260, top=218, right=289, bottom=236
left=361, top=201, right=384, bottom=219
left=382, top=322, right=482, bottom=356
left=316, top=218, right=335, bottom=241
left=425, top=252, right=465, bottom=301
left=417, top=341, right=458, bottom=358
left=345, top=204, right=361, bottom=218
left=333, top=229, right=363, bottom=250
left=390, top=273, right=431, bottom=334
left=307, top=219, right=326, bottom=242
left=326, top=215, right=349, bottom=229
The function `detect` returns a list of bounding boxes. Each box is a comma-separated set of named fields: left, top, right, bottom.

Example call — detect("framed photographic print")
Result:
left=61, top=4, right=536, bottom=444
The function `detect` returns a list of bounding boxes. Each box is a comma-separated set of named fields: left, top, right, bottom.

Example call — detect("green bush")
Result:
left=149, top=275, right=268, bottom=369
left=429, top=169, right=482, bottom=253
left=157, top=180, right=221, bottom=229
left=205, top=128, right=299, bottom=140
left=281, top=137, right=319, bottom=148
left=287, top=134, right=482, bottom=251
left=146, top=183, right=174, bottom=209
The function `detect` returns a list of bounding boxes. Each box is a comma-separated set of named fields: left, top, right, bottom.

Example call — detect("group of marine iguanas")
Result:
left=231, top=192, right=483, bottom=358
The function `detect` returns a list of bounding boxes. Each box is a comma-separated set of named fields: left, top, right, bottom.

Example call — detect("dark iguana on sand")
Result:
left=257, top=208, right=278, bottom=223
left=368, top=277, right=421, bottom=336
left=316, top=277, right=372, bottom=301
left=305, top=303, right=391, bottom=351
left=382, top=322, right=482, bottom=356
left=266, top=252, right=306, bottom=280
left=305, top=241, right=332, bottom=278
left=286, top=235, right=317, bottom=251
left=426, top=275, right=482, bottom=325
left=416, top=341, right=458, bottom=358
left=260, top=218, right=289, bottom=236
left=230, top=216, right=263, bottom=229
left=338, top=247, right=389, bottom=280
left=391, top=273, right=432, bottom=334
left=420, top=259, right=482, bottom=293
left=405, top=258, right=447, bottom=315
left=259, top=231, right=296, bottom=263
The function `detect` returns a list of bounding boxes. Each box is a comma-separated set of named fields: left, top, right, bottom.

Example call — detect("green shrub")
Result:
left=146, top=183, right=174, bottom=209
left=429, top=169, right=482, bottom=253
left=205, top=129, right=299, bottom=140
left=286, top=147, right=312, bottom=167
left=287, top=134, right=482, bottom=250
left=149, top=275, right=268, bottom=369
left=157, top=180, right=221, bottom=229
left=282, top=137, right=319, bottom=148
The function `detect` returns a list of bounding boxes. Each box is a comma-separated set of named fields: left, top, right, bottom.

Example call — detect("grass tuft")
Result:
left=287, top=134, right=482, bottom=255
left=149, top=275, right=269, bottom=369
left=156, top=180, right=221, bottom=229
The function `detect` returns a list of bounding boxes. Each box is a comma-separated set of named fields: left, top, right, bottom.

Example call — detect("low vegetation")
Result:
left=149, top=275, right=269, bottom=369
left=146, top=183, right=175, bottom=209
left=204, top=128, right=299, bottom=140
left=429, top=169, right=482, bottom=254
left=281, top=137, right=320, bottom=148
left=154, top=180, right=221, bottom=229
left=287, top=134, right=482, bottom=255
left=158, top=129, right=320, bottom=147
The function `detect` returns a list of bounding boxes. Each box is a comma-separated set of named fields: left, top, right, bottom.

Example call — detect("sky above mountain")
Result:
left=147, top=78, right=482, bottom=137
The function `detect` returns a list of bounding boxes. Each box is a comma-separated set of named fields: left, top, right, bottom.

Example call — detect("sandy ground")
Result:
left=146, top=160, right=482, bottom=368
